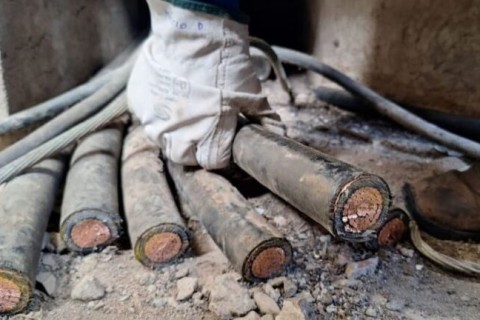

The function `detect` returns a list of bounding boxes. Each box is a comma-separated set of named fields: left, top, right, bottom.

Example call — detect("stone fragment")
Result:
left=253, top=291, right=280, bottom=315
left=175, top=267, right=189, bottom=279
left=294, top=92, right=316, bottom=106
left=365, top=306, right=378, bottom=318
left=397, top=246, right=414, bottom=258
left=147, top=284, right=157, bottom=294
left=208, top=274, right=256, bottom=318
left=260, top=315, right=274, bottom=320
left=152, top=298, right=168, bottom=308
left=41, top=254, right=61, bottom=271
left=71, top=276, right=106, bottom=302
left=166, top=297, right=182, bottom=309
left=37, top=271, right=58, bottom=296
left=276, top=299, right=316, bottom=320
left=101, top=246, right=119, bottom=262
left=136, top=272, right=156, bottom=286
left=319, top=292, right=333, bottom=305
left=94, top=301, right=105, bottom=310
left=326, top=304, right=337, bottom=314
left=119, top=293, right=131, bottom=302
left=333, top=278, right=361, bottom=288
left=283, top=279, right=298, bottom=298
left=386, top=299, right=405, bottom=312
left=234, top=311, right=261, bottom=320
left=267, top=277, right=286, bottom=288
left=273, top=216, right=288, bottom=227
left=297, top=233, right=308, bottom=240
left=345, top=257, right=379, bottom=279
left=371, top=294, right=388, bottom=306
left=295, top=291, right=315, bottom=304
left=192, top=292, right=204, bottom=306
left=263, top=283, right=280, bottom=302
left=176, top=277, right=198, bottom=301
left=319, top=235, right=331, bottom=243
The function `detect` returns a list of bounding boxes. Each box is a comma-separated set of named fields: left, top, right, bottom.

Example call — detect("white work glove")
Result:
left=127, top=0, right=277, bottom=170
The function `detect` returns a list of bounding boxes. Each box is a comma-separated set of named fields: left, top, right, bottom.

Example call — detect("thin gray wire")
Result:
left=0, top=93, right=128, bottom=184
left=0, top=72, right=111, bottom=135
left=249, top=37, right=293, bottom=102
left=0, top=51, right=137, bottom=168
left=0, top=39, right=141, bottom=136
left=410, top=221, right=480, bottom=276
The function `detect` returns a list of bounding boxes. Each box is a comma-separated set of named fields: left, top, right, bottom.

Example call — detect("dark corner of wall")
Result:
left=241, top=0, right=319, bottom=54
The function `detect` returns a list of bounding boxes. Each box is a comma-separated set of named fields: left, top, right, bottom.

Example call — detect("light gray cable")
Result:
left=0, top=50, right=138, bottom=168
left=0, top=73, right=111, bottom=136
left=0, top=39, right=141, bottom=136
left=273, top=46, right=480, bottom=159
left=0, top=93, right=128, bottom=184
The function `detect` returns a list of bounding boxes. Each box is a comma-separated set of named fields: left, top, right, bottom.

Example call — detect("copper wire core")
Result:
left=342, top=187, right=383, bottom=233
left=144, top=233, right=182, bottom=263
left=251, top=247, right=286, bottom=279
left=0, top=277, right=21, bottom=313
left=378, top=218, right=406, bottom=246
left=71, top=219, right=111, bottom=248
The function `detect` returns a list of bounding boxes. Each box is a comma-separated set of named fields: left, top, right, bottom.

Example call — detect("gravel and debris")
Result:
left=175, top=277, right=198, bottom=301
left=276, top=298, right=316, bottom=320
left=71, top=276, right=106, bottom=302
left=345, top=257, right=379, bottom=279
left=207, top=273, right=256, bottom=318
left=253, top=291, right=280, bottom=315
left=234, top=311, right=261, bottom=320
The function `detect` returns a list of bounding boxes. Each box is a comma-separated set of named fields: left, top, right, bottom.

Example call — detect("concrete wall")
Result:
left=310, top=0, right=480, bottom=118
left=0, top=0, right=148, bottom=117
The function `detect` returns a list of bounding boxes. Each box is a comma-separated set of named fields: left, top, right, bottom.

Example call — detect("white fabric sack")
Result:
left=127, top=0, right=272, bottom=169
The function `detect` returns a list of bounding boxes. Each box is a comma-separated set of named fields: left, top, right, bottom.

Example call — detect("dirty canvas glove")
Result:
left=127, top=0, right=277, bottom=170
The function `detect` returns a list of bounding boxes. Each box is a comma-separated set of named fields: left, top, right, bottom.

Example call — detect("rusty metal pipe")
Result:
left=232, top=125, right=392, bottom=242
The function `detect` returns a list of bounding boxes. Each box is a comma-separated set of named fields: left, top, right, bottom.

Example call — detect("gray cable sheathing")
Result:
left=0, top=93, right=127, bottom=184
left=273, top=46, right=480, bottom=159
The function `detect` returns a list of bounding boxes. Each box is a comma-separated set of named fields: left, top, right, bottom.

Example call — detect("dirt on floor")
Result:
left=4, top=76, right=480, bottom=320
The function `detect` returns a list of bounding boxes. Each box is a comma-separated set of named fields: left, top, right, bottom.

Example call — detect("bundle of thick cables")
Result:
left=1, top=37, right=479, bottom=276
